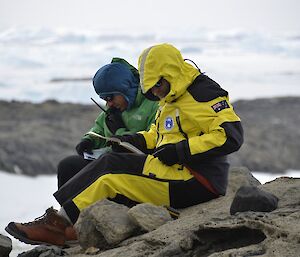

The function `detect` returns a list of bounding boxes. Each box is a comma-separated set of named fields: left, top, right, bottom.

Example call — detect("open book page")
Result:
left=87, top=131, right=144, bottom=154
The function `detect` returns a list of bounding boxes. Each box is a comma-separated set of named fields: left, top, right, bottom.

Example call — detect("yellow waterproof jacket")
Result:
left=135, top=44, right=243, bottom=195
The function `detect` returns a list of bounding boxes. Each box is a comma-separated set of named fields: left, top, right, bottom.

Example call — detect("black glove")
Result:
left=75, top=138, right=94, bottom=156
left=107, top=135, right=131, bottom=153
left=105, top=108, right=126, bottom=134
left=153, top=144, right=180, bottom=166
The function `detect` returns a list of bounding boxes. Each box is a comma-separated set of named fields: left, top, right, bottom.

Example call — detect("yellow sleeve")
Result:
left=138, top=123, right=158, bottom=150
left=186, top=96, right=243, bottom=157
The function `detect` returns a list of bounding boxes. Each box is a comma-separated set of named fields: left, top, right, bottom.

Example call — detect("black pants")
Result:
left=57, top=155, right=92, bottom=188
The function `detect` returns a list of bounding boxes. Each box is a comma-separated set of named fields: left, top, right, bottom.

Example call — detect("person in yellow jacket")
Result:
left=6, top=43, right=243, bottom=246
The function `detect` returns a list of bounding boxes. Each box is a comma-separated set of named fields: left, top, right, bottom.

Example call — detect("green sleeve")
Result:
left=82, top=112, right=107, bottom=149
left=114, top=126, right=139, bottom=136
left=146, top=102, right=158, bottom=130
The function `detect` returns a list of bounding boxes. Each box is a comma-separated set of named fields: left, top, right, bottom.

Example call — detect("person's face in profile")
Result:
left=150, top=78, right=170, bottom=99
left=105, top=94, right=128, bottom=112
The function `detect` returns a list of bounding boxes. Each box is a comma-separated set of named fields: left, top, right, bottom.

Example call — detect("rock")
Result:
left=17, top=245, right=66, bottom=257
left=58, top=167, right=300, bottom=257
left=0, top=234, right=12, bottom=257
left=230, top=97, right=300, bottom=172
left=75, top=199, right=138, bottom=250
left=0, top=100, right=99, bottom=176
left=230, top=185, right=279, bottom=215
left=226, top=166, right=261, bottom=195
left=84, top=246, right=101, bottom=255
left=128, top=203, right=172, bottom=232
left=75, top=212, right=106, bottom=251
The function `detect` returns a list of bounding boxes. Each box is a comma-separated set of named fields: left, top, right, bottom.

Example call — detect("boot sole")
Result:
left=5, top=225, right=78, bottom=247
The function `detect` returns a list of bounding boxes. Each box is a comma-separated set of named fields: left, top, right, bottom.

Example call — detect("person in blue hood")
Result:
left=57, top=58, right=158, bottom=188
left=93, top=62, right=138, bottom=111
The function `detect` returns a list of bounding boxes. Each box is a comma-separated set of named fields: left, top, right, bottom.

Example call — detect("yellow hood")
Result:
left=138, top=43, right=200, bottom=103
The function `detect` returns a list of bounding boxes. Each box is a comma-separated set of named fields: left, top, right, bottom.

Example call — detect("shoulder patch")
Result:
left=211, top=100, right=230, bottom=113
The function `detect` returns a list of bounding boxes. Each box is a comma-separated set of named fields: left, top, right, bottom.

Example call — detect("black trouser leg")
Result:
left=57, top=155, right=92, bottom=188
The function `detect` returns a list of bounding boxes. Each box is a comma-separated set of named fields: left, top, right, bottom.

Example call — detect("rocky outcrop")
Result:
left=0, top=234, right=12, bottom=257
left=0, top=100, right=98, bottom=176
left=229, top=97, right=300, bottom=172
left=16, top=167, right=300, bottom=257
left=0, top=97, right=300, bottom=175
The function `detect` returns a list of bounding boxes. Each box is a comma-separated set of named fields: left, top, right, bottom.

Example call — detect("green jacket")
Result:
left=83, top=88, right=158, bottom=149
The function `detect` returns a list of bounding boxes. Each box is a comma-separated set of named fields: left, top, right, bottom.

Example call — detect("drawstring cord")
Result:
left=175, top=109, right=188, bottom=140
left=184, top=58, right=203, bottom=74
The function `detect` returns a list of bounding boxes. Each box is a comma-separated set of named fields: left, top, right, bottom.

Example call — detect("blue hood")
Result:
left=93, top=62, right=139, bottom=109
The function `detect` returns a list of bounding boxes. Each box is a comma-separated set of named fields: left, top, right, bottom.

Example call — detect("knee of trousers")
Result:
left=57, top=155, right=76, bottom=173
left=72, top=173, right=124, bottom=210
left=57, top=155, right=90, bottom=188
left=58, top=155, right=89, bottom=176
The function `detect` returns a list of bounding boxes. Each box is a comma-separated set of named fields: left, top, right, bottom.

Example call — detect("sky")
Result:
left=0, top=0, right=299, bottom=33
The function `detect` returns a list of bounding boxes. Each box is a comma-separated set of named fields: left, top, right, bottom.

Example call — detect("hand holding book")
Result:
left=87, top=131, right=144, bottom=154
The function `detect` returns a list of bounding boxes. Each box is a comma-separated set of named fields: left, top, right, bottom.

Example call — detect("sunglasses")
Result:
left=101, top=94, right=114, bottom=102
left=154, top=79, right=163, bottom=88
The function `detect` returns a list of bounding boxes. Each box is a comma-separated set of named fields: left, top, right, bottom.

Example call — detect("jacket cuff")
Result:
left=115, top=127, right=128, bottom=136
left=82, top=134, right=93, bottom=142
left=176, top=140, right=190, bottom=164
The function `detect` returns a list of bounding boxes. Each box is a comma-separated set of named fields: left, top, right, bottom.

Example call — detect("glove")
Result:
left=105, top=108, right=126, bottom=134
left=75, top=138, right=94, bottom=156
left=107, top=135, right=131, bottom=153
left=153, top=144, right=180, bottom=166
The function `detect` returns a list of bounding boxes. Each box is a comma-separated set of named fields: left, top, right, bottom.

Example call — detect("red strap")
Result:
left=186, top=166, right=219, bottom=195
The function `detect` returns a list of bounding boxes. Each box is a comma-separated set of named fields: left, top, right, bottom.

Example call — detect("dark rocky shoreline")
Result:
left=0, top=97, right=299, bottom=176
left=230, top=97, right=300, bottom=172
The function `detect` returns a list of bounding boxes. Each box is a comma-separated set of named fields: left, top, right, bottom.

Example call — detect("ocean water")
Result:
left=0, top=27, right=300, bottom=103
left=0, top=170, right=299, bottom=256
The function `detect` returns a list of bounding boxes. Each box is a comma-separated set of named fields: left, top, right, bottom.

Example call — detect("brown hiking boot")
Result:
left=5, top=207, right=78, bottom=246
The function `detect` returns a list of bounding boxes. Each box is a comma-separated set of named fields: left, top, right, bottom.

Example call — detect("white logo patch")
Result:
left=164, top=117, right=174, bottom=130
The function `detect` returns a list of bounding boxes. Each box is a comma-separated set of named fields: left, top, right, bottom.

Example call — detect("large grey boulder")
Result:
left=0, top=234, right=12, bottom=257
left=76, top=201, right=173, bottom=251
left=230, top=185, right=279, bottom=214
left=75, top=199, right=138, bottom=250
left=128, top=203, right=172, bottom=232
